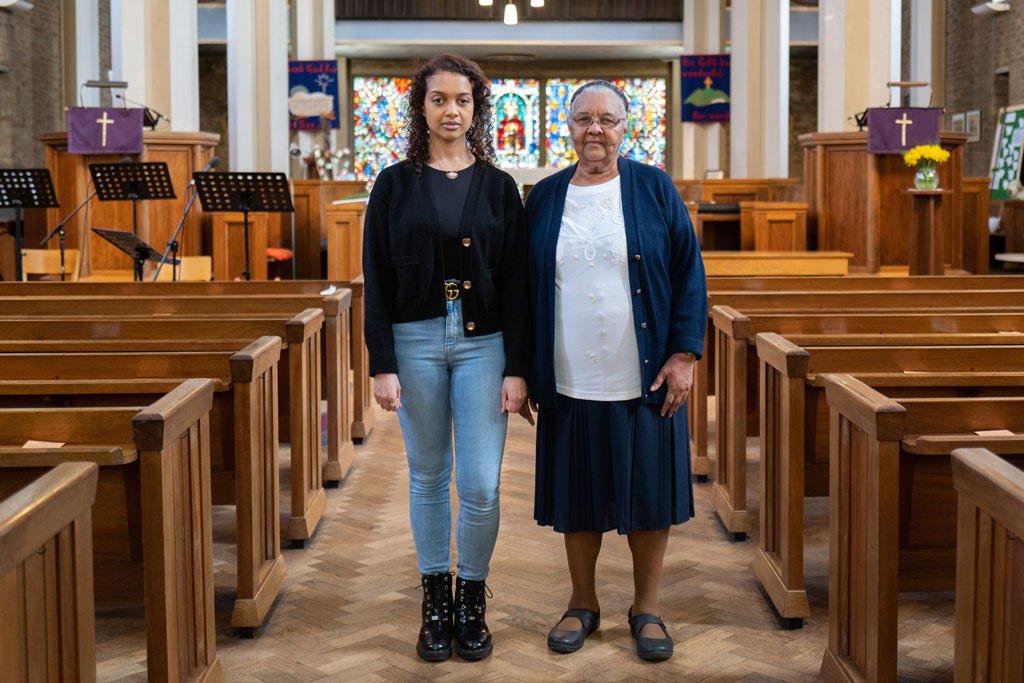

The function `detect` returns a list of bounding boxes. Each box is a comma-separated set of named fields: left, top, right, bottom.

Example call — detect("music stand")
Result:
left=0, top=169, right=59, bottom=281
left=192, top=172, right=294, bottom=280
left=89, top=161, right=175, bottom=236
left=91, top=227, right=177, bottom=282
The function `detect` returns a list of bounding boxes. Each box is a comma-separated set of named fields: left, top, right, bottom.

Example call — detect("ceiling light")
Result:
left=0, top=0, right=34, bottom=10
left=479, top=0, right=492, bottom=5
left=503, top=2, right=518, bottom=24
left=971, top=2, right=1010, bottom=14
left=530, top=0, right=544, bottom=6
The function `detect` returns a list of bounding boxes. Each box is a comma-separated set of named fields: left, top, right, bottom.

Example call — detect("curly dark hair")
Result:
left=404, top=54, right=495, bottom=173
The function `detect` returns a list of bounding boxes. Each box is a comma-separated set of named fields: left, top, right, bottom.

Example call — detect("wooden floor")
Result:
left=95, top=398, right=954, bottom=682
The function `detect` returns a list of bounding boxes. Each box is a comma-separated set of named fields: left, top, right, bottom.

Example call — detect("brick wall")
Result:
left=198, top=52, right=230, bottom=171
left=789, top=55, right=817, bottom=179
left=0, top=2, right=65, bottom=168
left=945, top=0, right=1024, bottom=177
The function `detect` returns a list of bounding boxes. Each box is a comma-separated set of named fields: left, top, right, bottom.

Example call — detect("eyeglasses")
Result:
left=570, top=114, right=624, bottom=129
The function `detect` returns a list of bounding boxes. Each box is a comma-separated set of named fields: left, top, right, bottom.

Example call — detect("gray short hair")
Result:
left=569, top=80, right=629, bottom=117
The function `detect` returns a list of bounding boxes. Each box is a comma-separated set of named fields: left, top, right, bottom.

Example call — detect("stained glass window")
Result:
left=490, top=79, right=541, bottom=168
left=613, top=78, right=667, bottom=168
left=545, top=78, right=666, bottom=169
left=545, top=79, right=586, bottom=168
left=353, top=77, right=411, bottom=181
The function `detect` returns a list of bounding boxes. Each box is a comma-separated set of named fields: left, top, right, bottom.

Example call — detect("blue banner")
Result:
left=681, top=55, right=730, bottom=123
left=288, top=60, right=340, bottom=131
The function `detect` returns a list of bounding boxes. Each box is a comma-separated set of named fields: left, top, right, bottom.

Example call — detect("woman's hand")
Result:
left=374, top=373, right=402, bottom=412
left=502, top=376, right=533, bottom=425
left=649, top=353, right=696, bottom=418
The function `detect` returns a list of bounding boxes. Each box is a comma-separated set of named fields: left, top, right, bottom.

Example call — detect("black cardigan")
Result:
left=362, top=160, right=530, bottom=378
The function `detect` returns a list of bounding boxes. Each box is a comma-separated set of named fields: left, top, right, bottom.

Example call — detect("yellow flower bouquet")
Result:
left=902, top=144, right=950, bottom=190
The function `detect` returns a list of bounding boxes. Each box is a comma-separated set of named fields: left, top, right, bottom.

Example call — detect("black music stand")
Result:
left=89, top=161, right=175, bottom=236
left=91, top=227, right=176, bottom=282
left=192, top=172, right=294, bottom=281
left=0, top=169, right=59, bottom=281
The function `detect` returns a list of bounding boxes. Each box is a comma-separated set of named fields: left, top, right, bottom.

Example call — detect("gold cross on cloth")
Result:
left=704, top=76, right=713, bottom=89
left=96, top=111, right=114, bottom=147
left=895, top=113, right=913, bottom=147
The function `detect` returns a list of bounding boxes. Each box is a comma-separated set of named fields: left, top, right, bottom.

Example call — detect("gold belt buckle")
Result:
left=444, top=281, right=460, bottom=300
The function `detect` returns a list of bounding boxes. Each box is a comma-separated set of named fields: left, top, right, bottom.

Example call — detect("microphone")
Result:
left=188, top=155, right=220, bottom=187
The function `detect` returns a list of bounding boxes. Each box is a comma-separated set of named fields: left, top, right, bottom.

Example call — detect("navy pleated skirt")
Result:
left=533, top=394, right=695, bottom=535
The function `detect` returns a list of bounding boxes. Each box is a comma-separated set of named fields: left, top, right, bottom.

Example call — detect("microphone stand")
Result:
left=153, top=184, right=196, bottom=281
left=42, top=188, right=96, bottom=281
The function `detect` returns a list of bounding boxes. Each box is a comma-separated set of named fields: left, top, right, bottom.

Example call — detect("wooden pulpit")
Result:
left=40, top=131, right=219, bottom=279
left=800, top=131, right=969, bottom=273
left=324, top=202, right=366, bottom=281
left=286, top=180, right=367, bottom=279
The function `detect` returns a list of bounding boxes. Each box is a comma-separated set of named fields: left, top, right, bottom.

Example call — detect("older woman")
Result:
left=525, top=80, right=706, bottom=662
left=363, top=54, right=530, bottom=662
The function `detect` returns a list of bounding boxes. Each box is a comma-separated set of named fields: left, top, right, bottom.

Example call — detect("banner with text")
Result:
left=866, top=107, right=943, bottom=154
left=288, top=60, right=340, bottom=131
left=681, top=55, right=730, bottom=123
left=67, top=107, right=144, bottom=155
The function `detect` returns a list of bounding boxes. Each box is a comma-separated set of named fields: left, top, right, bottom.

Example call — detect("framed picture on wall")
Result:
left=966, top=110, right=982, bottom=143
left=951, top=112, right=966, bottom=133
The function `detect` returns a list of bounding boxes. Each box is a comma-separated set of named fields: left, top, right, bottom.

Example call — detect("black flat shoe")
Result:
left=628, top=607, right=673, bottom=661
left=547, top=608, right=600, bottom=654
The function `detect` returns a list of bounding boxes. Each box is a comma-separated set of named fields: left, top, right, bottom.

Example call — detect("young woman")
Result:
left=362, top=54, right=531, bottom=662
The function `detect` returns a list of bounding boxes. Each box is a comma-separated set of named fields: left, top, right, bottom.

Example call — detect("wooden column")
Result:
left=906, top=189, right=952, bottom=275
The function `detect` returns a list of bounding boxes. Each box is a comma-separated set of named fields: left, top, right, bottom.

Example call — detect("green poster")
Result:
left=990, top=106, right=1024, bottom=200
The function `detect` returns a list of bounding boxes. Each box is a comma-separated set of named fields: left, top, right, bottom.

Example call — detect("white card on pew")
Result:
left=974, top=429, right=1015, bottom=437
left=23, top=439, right=65, bottom=448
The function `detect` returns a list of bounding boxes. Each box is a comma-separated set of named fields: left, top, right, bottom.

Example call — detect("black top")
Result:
left=424, top=164, right=475, bottom=280
left=362, top=160, right=530, bottom=378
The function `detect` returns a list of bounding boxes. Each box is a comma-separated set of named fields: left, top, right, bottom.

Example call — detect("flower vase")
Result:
left=913, top=165, right=939, bottom=190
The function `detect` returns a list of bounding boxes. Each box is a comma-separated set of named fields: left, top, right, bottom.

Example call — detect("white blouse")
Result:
left=553, top=176, right=642, bottom=401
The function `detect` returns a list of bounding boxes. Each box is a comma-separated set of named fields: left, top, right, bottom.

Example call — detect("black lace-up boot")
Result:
left=454, top=576, right=493, bottom=660
left=417, top=572, right=453, bottom=661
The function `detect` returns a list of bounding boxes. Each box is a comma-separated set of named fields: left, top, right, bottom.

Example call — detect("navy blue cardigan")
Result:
left=525, top=157, right=707, bottom=409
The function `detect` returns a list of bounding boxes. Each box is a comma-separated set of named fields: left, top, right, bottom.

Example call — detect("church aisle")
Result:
left=95, top=402, right=954, bottom=682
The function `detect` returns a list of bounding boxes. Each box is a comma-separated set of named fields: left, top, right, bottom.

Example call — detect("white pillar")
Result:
left=168, top=0, right=199, bottom=131
left=909, top=0, right=932, bottom=107
left=731, top=0, right=788, bottom=178
left=818, top=0, right=901, bottom=132
left=109, top=0, right=199, bottom=131
left=72, top=0, right=102, bottom=106
left=228, top=0, right=289, bottom=173
left=681, top=0, right=726, bottom=179
left=291, top=0, right=338, bottom=177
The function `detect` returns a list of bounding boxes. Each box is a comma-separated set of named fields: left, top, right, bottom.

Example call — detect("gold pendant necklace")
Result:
left=444, top=170, right=459, bottom=180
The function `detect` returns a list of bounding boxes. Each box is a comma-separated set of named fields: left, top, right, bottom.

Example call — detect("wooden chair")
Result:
left=20, top=248, right=81, bottom=282
left=150, top=255, right=212, bottom=281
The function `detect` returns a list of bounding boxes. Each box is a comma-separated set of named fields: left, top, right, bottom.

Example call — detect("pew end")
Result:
left=0, top=462, right=99, bottom=683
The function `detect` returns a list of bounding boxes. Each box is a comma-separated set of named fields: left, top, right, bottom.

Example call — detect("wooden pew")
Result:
left=754, top=333, right=1024, bottom=624
left=702, top=251, right=853, bottom=277
left=0, top=462, right=99, bottom=683
left=0, top=379, right=225, bottom=682
left=692, top=288, right=1024, bottom=483
left=0, top=307, right=354, bottom=485
left=0, top=295, right=338, bottom=536
left=0, top=279, right=372, bottom=443
left=0, top=339, right=290, bottom=630
left=950, top=447, right=1024, bottom=683
left=706, top=274, right=1024, bottom=291
left=705, top=305, right=1024, bottom=536
left=820, top=376, right=1024, bottom=683
left=0, top=340, right=321, bottom=547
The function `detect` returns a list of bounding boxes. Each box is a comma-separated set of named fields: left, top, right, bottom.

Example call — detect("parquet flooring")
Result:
left=95, top=398, right=954, bottom=682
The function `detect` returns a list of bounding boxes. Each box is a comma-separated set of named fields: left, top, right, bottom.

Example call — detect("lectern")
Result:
left=800, top=131, right=968, bottom=273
